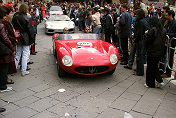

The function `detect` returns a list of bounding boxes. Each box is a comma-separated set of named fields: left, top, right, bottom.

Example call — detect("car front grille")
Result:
left=75, top=66, right=109, bottom=74
left=48, top=29, right=54, bottom=32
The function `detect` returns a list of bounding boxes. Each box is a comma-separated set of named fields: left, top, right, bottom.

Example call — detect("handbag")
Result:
left=0, top=41, right=12, bottom=56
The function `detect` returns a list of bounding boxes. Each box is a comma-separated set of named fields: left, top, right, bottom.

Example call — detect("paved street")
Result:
left=0, top=22, right=176, bottom=118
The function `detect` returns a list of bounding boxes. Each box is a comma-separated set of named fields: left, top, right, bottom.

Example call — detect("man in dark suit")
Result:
left=117, top=4, right=132, bottom=65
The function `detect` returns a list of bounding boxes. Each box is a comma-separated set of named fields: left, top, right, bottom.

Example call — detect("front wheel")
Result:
left=107, top=67, right=116, bottom=75
left=56, top=60, right=66, bottom=77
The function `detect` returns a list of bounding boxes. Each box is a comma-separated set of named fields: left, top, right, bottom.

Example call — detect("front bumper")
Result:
left=60, top=62, right=118, bottom=75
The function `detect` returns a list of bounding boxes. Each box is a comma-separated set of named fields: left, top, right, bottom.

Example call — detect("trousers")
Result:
left=15, top=45, right=30, bottom=73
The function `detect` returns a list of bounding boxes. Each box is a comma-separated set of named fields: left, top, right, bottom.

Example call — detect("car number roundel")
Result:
left=77, top=42, right=92, bottom=46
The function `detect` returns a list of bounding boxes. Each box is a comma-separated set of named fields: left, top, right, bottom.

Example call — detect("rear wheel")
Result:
left=107, top=67, right=116, bottom=75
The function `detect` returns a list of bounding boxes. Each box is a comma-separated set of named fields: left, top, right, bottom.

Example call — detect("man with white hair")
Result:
left=136, top=0, right=146, bottom=10
left=91, top=7, right=101, bottom=36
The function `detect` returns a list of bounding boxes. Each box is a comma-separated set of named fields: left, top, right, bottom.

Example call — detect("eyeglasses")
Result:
left=85, top=29, right=90, bottom=30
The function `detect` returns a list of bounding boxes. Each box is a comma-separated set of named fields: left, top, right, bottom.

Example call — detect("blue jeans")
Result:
left=15, top=45, right=30, bottom=73
left=128, top=44, right=136, bottom=67
left=93, top=25, right=102, bottom=36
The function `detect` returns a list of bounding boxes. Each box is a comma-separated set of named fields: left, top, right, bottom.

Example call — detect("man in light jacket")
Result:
left=91, top=7, right=101, bottom=36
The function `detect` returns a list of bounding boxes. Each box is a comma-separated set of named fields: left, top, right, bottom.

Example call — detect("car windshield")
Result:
left=50, top=6, right=62, bottom=11
left=48, top=15, right=70, bottom=21
left=56, top=34, right=99, bottom=40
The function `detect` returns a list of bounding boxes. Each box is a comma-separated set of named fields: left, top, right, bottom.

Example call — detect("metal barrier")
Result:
left=163, top=36, right=176, bottom=87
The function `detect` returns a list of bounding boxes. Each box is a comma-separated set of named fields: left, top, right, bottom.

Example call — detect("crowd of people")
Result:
left=0, top=0, right=176, bottom=112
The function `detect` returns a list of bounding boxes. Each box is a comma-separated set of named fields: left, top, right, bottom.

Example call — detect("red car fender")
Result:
left=53, top=33, right=59, bottom=40
left=102, top=41, right=119, bottom=56
left=55, top=41, right=73, bottom=65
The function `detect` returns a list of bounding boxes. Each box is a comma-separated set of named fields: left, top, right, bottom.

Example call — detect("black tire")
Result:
left=107, top=67, right=116, bottom=75
left=56, top=60, right=66, bottom=77
left=53, top=46, right=56, bottom=57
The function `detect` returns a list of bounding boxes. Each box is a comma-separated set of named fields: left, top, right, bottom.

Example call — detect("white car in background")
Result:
left=49, top=6, right=63, bottom=15
left=45, top=15, right=75, bottom=34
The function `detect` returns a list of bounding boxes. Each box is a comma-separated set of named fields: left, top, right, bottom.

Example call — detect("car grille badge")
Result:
left=89, top=66, right=96, bottom=73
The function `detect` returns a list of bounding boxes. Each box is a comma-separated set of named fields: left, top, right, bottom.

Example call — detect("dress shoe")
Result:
left=161, top=74, right=171, bottom=78
left=120, top=61, right=128, bottom=65
left=26, top=66, right=31, bottom=71
left=27, top=61, right=33, bottom=65
left=0, top=107, right=6, bottom=112
left=31, top=52, right=36, bottom=55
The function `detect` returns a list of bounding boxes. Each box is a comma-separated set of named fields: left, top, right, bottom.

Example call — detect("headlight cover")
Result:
left=62, top=55, right=73, bottom=66
left=110, top=54, right=118, bottom=65
left=68, top=22, right=75, bottom=28
left=46, top=23, right=53, bottom=28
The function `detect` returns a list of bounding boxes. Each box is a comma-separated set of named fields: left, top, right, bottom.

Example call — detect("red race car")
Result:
left=52, top=33, right=119, bottom=77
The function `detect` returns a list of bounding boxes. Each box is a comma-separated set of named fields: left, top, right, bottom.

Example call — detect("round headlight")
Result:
left=62, top=55, right=73, bottom=66
left=110, top=54, right=118, bottom=65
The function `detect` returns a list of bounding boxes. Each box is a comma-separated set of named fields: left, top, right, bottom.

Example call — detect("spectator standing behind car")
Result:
left=85, top=8, right=92, bottom=31
left=77, top=7, right=84, bottom=31
left=160, top=6, right=170, bottom=27
left=133, top=9, right=147, bottom=76
left=104, top=7, right=115, bottom=44
left=144, top=16, right=166, bottom=88
left=2, top=5, right=18, bottom=84
left=91, top=7, right=101, bottom=36
left=0, top=6, right=14, bottom=92
left=117, top=3, right=132, bottom=65
left=12, top=4, right=34, bottom=76
left=111, top=7, right=119, bottom=47
left=30, top=7, right=39, bottom=55
left=161, top=10, right=176, bottom=78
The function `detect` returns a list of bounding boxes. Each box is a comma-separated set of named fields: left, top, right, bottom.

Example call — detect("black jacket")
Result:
left=144, top=27, right=166, bottom=57
left=134, top=18, right=147, bottom=43
left=12, top=12, right=34, bottom=45
left=105, top=14, right=114, bottom=33
left=118, top=11, right=132, bottom=38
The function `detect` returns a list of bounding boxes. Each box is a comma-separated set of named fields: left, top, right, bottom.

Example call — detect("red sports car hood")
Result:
left=66, top=39, right=106, bottom=55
